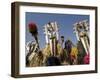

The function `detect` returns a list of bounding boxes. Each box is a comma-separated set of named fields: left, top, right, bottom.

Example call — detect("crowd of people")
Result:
left=43, top=39, right=89, bottom=66
left=26, top=38, right=89, bottom=67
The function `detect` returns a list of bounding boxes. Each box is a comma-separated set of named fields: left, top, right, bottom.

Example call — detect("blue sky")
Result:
left=25, top=12, right=89, bottom=48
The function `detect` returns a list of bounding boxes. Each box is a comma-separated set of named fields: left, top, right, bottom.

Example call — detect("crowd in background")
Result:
left=26, top=38, right=89, bottom=67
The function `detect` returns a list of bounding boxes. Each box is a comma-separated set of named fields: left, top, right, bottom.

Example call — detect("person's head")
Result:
left=61, top=36, right=64, bottom=42
left=65, top=39, right=72, bottom=48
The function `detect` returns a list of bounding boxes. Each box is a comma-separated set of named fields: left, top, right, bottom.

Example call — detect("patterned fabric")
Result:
left=70, top=47, right=78, bottom=59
